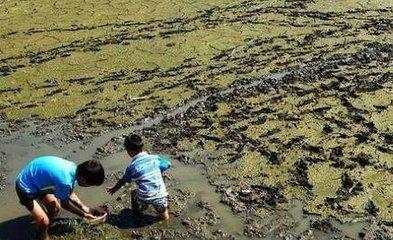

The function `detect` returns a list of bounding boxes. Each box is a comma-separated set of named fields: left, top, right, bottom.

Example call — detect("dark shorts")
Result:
left=15, top=183, right=36, bottom=211
left=15, top=183, right=53, bottom=211
left=136, top=196, right=168, bottom=213
left=131, top=190, right=168, bottom=214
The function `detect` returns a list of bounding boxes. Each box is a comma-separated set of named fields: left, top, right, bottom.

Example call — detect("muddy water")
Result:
left=0, top=127, right=116, bottom=221
left=0, top=72, right=256, bottom=228
left=170, top=161, right=244, bottom=238
left=0, top=139, right=60, bottom=220
left=0, top=129, right=245, bottom=238
left=0, top=71, right=271, bottom=237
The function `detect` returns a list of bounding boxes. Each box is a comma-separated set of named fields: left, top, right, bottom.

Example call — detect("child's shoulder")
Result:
left=130, top=153, right=155, bottom=165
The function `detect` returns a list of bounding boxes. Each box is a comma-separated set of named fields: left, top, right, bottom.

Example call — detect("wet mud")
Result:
left=0, top=0, right=392, bottom=239
left=132, top=43, right=393, bottom=239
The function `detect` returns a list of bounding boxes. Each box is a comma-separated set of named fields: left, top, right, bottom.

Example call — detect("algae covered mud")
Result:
left=0, top=0, right=392, bottom=239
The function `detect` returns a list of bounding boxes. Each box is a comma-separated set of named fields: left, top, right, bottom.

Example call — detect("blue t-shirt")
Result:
left=122, top=152, right=170, bottom=200
left=16, top=156, right=77, bottom=202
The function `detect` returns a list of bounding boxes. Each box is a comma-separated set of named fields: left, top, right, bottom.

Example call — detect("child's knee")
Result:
left=48, top=201, right=61, bottom=216
left=42, top=194, right=61, bottom=217
left=42, top=194, right=59, bottom=206
left=37, top=215, right=50, bottom=228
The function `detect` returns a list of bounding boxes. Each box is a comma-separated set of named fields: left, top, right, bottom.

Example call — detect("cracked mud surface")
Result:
left=0, top=0, right=392, bottom=240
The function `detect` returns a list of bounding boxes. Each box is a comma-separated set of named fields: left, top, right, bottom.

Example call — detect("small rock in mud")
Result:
left=322, top=124, right=333, bottom=134
left=383, top=133, right=393, bottom=145
left=238, top=184, right=285, bottom=208
left=303, top=145, right=324, bottom=154
left=303, top=156, right=325, bottom=164
left=354, top=132, right=370, bottom=144
left=260, top=150, right=280, bottom=164
left=324, top=197, right=345, bottom=212
left=329, top=147, right=343, bottom=162
left=174, top=153, right=191, bottom=164
left=181, top=218, right=192, bottom=227
left=310, top=219, right=336, bottom=233
left=240, top=188, right=252, bottom=197
left=365, top=200, right=379, bottom=216
left=338, top=172, right=363, bottom=196
left=94, top=137, right=123, bottom=159
left=364, top=122, right=377, bottom=134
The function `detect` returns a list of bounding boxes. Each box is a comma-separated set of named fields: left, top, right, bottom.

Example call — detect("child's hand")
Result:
left=162, top=172, right=172, bottom=180
left=106, top=179, right=124, bottom=195
left=89, top=206, right=107, bottom=216
left=84, top=212, right=99, bottom=220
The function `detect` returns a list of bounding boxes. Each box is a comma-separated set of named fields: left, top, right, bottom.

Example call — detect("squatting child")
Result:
left=107, top=134, right=171, bottom=220
left=15, top=156, right=105, bottom=240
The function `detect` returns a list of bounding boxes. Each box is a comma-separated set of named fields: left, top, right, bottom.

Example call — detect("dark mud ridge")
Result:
left=133, top=43, right=393, bottom=239
left=1, top=0, right=392, bottom=133
left=0, top=41, right=391, bottom=240
left=0, top=0, right=392, bottom=239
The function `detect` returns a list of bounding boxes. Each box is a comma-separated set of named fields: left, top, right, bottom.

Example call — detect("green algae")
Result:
left=306, top=163, right=342, bottom=215
left=1, top=0, right=391, bottom=126
left=0, top=0, right=239, bottom=36
left=308, top=0, right=393, bottom=12
left=0, top=0, right=392, bottom=239
left=235, top=150, right=265, bottom=178
left=345, top=168, right=393, bottom=222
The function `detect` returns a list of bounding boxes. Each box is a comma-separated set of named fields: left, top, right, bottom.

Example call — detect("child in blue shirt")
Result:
left=15, top=156, right=105, bottom=240
left=107, top=134, right=171, bottom=220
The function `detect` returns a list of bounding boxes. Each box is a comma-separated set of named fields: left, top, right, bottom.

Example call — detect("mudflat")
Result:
left=0, top=0, right=392, bottom=239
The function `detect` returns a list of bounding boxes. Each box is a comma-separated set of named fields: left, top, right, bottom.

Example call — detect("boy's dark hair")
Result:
left=76, top=160, right=105, bottom=186
left=124, top=134, right=143, bottom=152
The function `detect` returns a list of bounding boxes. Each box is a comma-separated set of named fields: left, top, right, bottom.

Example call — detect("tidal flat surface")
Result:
left=0, top=0, right=392, bottom=239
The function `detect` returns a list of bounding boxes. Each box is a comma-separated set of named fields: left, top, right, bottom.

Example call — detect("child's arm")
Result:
left=69, top=192, right=91, bottom=214
left=61, top=200, right=96, bottom=219
left=107, top=166, right=136, bottom=195
left=106, top=178, right=126, bottom=195
left=56, top=186, right=96, bottom=219
left=58, top=190, right=96, bottom=219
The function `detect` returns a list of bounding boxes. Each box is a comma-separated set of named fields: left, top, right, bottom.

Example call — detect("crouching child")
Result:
left=107, top=134, right=171, bottom=220
left=15, top=156, right=105, bottom=240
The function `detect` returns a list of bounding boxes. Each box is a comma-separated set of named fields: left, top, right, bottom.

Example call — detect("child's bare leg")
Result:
left=159, top=208, right=170, bottom=220
left=154, top=197, right=169, bottom=220
left=40, top=194, right=61, bottom=220
left=30, top=200, right=51, bottom=240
